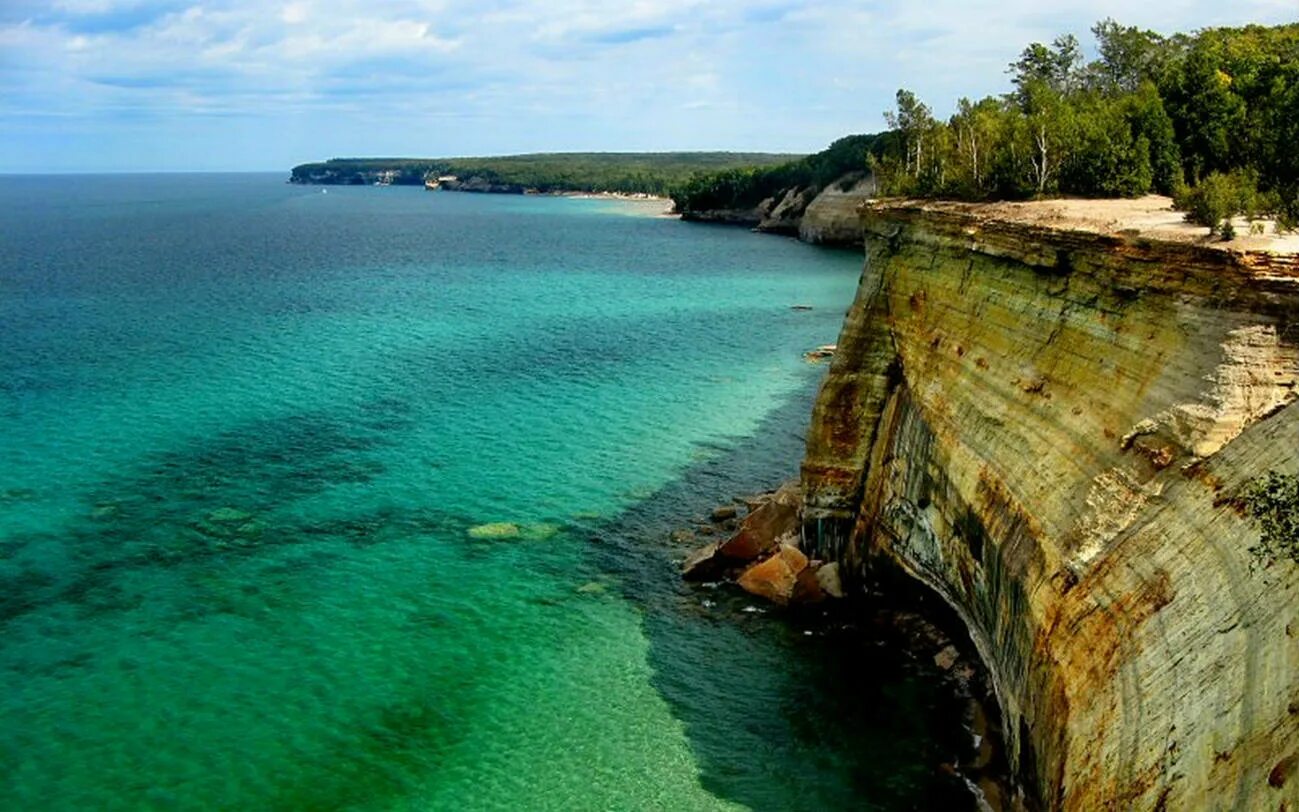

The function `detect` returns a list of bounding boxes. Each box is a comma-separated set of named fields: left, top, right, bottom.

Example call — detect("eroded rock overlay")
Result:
left=801, top=199, right=1299, bottom=809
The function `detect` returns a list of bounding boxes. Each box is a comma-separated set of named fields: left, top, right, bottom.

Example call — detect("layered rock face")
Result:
left=680, top=172, right=876, bottom=247
left=802, top=200, right=1299, bottom=809
left=797, top=174, right=876, bottom=246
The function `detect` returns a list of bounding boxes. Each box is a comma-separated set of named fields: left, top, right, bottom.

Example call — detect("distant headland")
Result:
left=287, top=152, right=800, bottom=197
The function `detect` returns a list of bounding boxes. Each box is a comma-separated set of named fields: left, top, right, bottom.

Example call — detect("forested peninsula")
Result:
left=288, top=152, right=800, bottom=196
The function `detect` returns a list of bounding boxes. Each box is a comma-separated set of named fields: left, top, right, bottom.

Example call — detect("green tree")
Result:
left=1163, top=42, right=1249, bottom=182
left=1090, top=19, right=1168, bottom=93
left=884, top=90, right=938, bottom=182
left=949, top=96, right=1006, bottom=197
left=1124, top=81, right=1182, bottom=193
left=1173, top=169, right=1260, bottom=236
left=1017, top=79, right=1073, bottom=195
left=1010, top=35, right=1084, bottom=99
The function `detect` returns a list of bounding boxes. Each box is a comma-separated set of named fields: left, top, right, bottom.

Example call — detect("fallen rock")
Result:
left=717, top=481, right=801, bottom=560
left=815, top=561, right=845, bottom=598
left=793, top=564, right=826, bottom=604
left=737, top=543, right=809, bottom=605
left=710, top=505, right=739, bottom=522
left=682, top=541, right=725, bottom=581
left=720, top=506, right=795, bottom=559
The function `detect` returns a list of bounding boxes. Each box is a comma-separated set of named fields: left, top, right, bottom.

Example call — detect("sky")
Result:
left=1, top=0, right=1295, bottom=172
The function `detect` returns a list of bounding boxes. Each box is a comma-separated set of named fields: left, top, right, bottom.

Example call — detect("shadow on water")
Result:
left=579, top=373, right=977, bottom=811
left=0, top=399, right=477, bottom=635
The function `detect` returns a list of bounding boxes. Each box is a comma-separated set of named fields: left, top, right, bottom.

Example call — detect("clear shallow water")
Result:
left=0, top=175, right=955, bottom=810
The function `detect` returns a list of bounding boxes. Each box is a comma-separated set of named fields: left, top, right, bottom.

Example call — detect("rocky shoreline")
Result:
left=673, top=482, right=1025, bottom=811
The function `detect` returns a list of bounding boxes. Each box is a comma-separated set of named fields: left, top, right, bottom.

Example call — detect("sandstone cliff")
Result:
left=797, top=174, right=876, bottom=246
left=679, top=172, right=876, bottom=247
left=801, top=197, right=1299, bottom=809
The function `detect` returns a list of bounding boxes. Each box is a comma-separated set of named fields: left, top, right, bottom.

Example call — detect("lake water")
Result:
left=0, top=175, right=960, bottom=810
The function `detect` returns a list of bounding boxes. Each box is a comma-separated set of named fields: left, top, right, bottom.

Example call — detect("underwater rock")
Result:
left=467, top=522, right=521, bottom=540
left=207, top=507, right=253, bottom=524
left=90, top=503, right=120, bottom=519
left=669, top=529, right=696, bottom=544
left=191, top=507, right=261, bottom=542
left=520, top=522, right=560, bottom=541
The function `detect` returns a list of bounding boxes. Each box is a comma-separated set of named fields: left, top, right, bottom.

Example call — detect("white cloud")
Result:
left=0, top=0, right=1295, bottom=170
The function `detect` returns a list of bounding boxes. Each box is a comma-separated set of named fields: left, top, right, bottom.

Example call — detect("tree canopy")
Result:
left=872, top=20, right=1299, bottom=232
left=670, top=134, right=886, bottom=215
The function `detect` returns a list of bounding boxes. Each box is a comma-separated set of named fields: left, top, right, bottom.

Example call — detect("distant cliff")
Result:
left=679, top=172, right=877, bottom=248
left=801, top=197, right=1299, bottom=808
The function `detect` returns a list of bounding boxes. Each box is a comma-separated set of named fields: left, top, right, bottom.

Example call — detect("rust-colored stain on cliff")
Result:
left=803, top=201, right=1299, bottom=810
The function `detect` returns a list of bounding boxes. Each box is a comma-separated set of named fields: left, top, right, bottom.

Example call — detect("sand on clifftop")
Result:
left=871, top=195, right=1299, bottom=255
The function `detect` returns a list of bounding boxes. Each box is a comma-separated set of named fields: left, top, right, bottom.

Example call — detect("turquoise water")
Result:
left=0, top=175, right=958, bottom=810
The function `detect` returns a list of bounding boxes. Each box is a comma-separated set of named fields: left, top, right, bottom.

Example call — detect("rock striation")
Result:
left=801, top=198, right=1299, bottom=809
left=798, top=173, right=876, bottom=247
left=679, top=172, right=876, bottom=247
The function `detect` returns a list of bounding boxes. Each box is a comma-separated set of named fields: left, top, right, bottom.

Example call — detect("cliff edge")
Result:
left=801, top=196, right=1299, bottom=809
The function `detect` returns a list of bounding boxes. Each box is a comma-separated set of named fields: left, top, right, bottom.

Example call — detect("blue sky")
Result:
left=1, top=0, right=1294, bottom=172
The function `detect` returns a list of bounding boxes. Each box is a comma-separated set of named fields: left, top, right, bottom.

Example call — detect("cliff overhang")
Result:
left=801, top=196, right=1299, bottom=809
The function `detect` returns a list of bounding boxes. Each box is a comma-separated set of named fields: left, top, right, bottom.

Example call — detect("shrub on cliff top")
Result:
left=1242, top=471, right=1299, bottom=567
left=1172, top=169, right=1263, bottom=237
